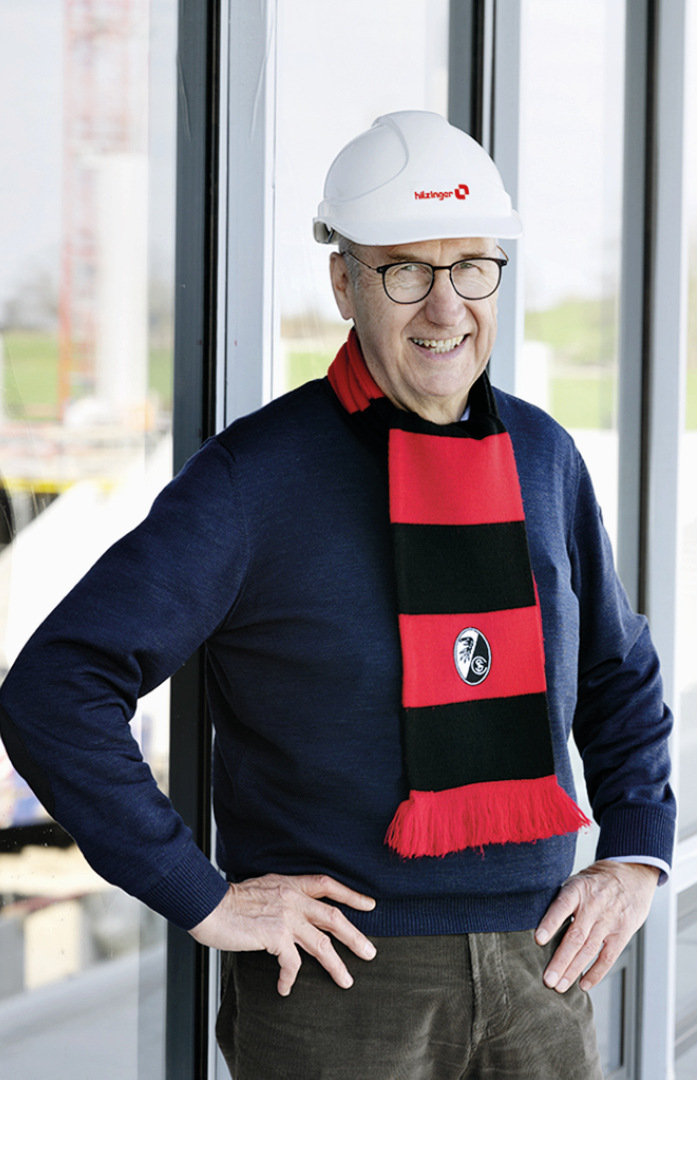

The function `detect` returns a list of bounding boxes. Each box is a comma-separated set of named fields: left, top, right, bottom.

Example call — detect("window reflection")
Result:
left=0, top=0, right=175, bottom=1079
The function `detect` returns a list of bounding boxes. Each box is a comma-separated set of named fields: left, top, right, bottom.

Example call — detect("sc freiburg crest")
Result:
left=454, top=627, right=491, bottom=686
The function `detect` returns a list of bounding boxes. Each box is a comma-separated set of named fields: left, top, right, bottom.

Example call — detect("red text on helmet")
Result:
left=413, top=184, right=470, bottom=202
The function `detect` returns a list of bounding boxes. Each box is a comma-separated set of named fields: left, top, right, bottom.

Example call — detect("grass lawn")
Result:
left=527, top=298, right=697, bottom=429
left=148, top=347, right=173, bottom=410
left=549, top=373, right=617, bottom=430
left=3, top=330, right=59, bottom=418
left=1, top=330, right=173, bottom=418
left=526, top=298, right=618, bottom=366
left=283, top=347, right=337, bottom=394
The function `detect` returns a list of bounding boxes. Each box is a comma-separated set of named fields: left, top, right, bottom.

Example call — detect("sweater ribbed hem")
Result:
left=595, top=804, right=676, bottom=869
left=335, top=888, right=560, bottom=937
left=139, top=846, right=229, bottom=930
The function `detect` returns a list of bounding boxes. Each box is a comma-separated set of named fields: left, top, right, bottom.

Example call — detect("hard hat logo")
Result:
left=413, top=184, right=469, bottom=203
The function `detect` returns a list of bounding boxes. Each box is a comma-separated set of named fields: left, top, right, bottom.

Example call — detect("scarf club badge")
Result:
left=454, top=627, right=491, bottom=686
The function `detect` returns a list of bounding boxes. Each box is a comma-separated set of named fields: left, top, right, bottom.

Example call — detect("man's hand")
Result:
left=189, top=873, right=377, bottom=996
left=535, top=860, right=660, bottom=993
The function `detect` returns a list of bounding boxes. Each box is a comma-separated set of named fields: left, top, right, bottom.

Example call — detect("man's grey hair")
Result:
left=334, top=233, right=363, bottom=287
left=335, top=233, right=356, bottom=256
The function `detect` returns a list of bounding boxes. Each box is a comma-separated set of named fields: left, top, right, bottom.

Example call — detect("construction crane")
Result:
left=58, top=0, right=149, bottom=422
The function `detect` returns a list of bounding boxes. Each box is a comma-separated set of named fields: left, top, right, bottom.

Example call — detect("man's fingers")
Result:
left=272, top=915, right=372, bottom=996
left=268, top=876, right=377, bottom=967
left=296, top=924, right=359, bottom=990
left=534, top=880, right=581, bottom=946
left=275, top=942, right=303, bottom=997
left=279, top=874, right=378, bottom=988
left=541, top=919, right=607, bottom=992
left=274, top=890, right=376, bottom=994
left=545, top=929, right=625, bottom=994
left=297, top=873, right=377, bottom=911
left=309, top=892, right=377, bottom=959
left=578, top=939, right=622, bottom=991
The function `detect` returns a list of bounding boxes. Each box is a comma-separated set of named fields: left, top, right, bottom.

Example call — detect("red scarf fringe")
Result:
left=385, top=777, right=591, bottom=858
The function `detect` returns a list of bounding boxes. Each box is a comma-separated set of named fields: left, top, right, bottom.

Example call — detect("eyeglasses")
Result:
left=345, top=250, right=508, bottom=304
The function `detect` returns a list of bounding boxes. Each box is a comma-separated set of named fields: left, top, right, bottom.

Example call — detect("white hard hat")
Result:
left=314, top=110, right=522, bottom=246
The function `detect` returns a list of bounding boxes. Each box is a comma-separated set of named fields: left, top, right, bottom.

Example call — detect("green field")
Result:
left=526, top=297, right=697, bottom=429
left=526, top=298, right=615, bottom=429
left=1, top=331, right=173, bottom=420
left=283, top=347, right=338, bottom=393
left=3, top=314, right=697, bottom=429
left=2, top=331, right=59, bottom=418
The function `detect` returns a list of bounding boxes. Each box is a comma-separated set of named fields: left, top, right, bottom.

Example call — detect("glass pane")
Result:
left=589, top=966, right=625, bottom=1077
left=274, top=0, right=450, bottom=398
left=676, top=1036, right=697, bottom=1079
left=0, top=0, right=176, bottom=1079
left=518, top=0, right=626, bottom=879
left=675, top=885, right=697, bottom=1078
left=676, top=0, right=697, bottom=839
left=519, top=0, right=626, bottom=550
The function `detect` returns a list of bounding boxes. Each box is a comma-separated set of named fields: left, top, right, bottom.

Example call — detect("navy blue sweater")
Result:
left=0, top=380, right=675, bottom=934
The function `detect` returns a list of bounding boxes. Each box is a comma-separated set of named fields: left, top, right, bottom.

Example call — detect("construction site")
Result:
left=0, top=0, right=173, bottom=1077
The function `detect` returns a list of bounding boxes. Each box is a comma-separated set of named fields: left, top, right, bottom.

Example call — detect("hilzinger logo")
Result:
left=414, top=183, right=470, bottom=201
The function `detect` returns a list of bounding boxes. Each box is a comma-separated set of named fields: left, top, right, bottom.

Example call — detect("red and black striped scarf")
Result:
left=328, top=329, right=589, bottom=858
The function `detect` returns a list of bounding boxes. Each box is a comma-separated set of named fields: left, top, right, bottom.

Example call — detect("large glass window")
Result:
left=0, top=0, right=176, bottom=1079
left=518, top=0, right=626, bottom=548
left=274, top=0, right=450, bottom=399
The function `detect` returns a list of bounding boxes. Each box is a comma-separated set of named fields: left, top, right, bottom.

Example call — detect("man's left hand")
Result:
left=535, top=860, right=660, bottom=993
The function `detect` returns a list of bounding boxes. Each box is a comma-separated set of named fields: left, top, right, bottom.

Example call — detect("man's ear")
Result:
left=329, top=251, right=355, bottom=321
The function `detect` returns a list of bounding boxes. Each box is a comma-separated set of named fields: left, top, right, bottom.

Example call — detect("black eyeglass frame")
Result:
left=345, top=249, right=509, bottom=304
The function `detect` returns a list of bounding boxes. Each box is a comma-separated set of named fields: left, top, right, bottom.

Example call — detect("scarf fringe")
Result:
left=385, top=776, right=591, bottom=858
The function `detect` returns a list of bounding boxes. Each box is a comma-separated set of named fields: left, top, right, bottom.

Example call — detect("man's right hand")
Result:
left=188, top=873, right=377, bottom=996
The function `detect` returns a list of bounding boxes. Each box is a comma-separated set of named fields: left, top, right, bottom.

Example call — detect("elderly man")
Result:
left=0, top=111, right=674, bottom=1080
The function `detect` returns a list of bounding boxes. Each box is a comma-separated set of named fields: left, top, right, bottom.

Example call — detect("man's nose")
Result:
left=423, top=267, right=469, bottom=322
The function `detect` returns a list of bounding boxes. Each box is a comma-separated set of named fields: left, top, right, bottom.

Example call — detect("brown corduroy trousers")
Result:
left=215, top=926, right=603, bottom=1080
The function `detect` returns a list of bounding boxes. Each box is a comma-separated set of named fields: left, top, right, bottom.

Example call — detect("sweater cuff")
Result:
left=595, top=805, right=676, bottom=871
left=139, top=842, right=230, bottom=930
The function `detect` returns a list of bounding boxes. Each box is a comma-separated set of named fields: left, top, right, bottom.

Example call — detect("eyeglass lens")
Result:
left=384, top=259, right=501, bottom=303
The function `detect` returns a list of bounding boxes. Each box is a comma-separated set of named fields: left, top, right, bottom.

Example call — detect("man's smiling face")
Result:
left=330, top=236, right=499, bottom=424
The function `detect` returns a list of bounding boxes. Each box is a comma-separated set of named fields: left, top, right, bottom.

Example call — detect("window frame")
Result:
left=165, top=0, right=222, bottom=1081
